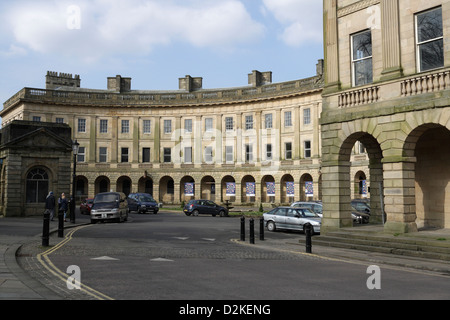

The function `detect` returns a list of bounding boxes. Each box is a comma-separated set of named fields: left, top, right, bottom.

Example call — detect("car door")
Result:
left=285, top=208, right=303, bottom=231
left=273, top=208, right=288, bottom=229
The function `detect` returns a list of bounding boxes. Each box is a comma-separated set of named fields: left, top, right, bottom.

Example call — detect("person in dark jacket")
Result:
left=58, top=193, right=69, bottom=222
left=45, top=191, right=56, bottom=221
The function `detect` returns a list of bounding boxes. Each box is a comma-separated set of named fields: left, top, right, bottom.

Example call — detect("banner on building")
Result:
left=305, top=181, right=313, bottom=198
left=246, top=182, right=255, bottom=197
left=266, top=182, right=275, bottom=196
left=286, top=182, right=295, bottom=197
left=226, top=182, right=236, bottom=196
left=362, top=180, right=368, bottom=198
left=184, top=182, right=194, bottom=196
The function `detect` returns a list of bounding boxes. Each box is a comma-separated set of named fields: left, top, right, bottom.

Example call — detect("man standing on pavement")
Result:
left=45, top=191, right=56, bottom=221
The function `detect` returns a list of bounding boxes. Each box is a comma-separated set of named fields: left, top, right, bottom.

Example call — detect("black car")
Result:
left=183, top=200, right=228, bottom=217
left=127, top=193, right=159, bottom=214
left=351, top=199, right=370, bottom=215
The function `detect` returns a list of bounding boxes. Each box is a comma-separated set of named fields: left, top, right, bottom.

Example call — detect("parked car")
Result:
left=291, top=201, right=323, bottom=217
left=80, top=198, right=94, bottom=215
left=351, top=199, right=371, bottom=215
left=352, top=211, right=370, bottom=224
left=127, top=193, right=159, bottom=214
left=90, top=192, right=129, bottom=223
left=183, top=200, right=229, bottom=217
left=264, top=206, right=321, bottom=234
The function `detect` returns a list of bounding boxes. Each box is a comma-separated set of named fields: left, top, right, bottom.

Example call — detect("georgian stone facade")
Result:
left=0, top=62, right=371, bottom=217
left=322, top=0, right=450, bottom=233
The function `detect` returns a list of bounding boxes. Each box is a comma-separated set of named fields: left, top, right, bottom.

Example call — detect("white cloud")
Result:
left=262, top=0, right=323, bottom=47
left=4, top=0, right=265, bottom=62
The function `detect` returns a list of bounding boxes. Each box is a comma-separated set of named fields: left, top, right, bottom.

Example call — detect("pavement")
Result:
left=1, top=213, right=449, bottom=300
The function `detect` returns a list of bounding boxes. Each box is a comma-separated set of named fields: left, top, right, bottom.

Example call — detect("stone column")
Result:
left=383, top=159, right=418, bottom=233
left=323, top=0, right=340, bottom=94
left=380, top=0, right=403, bottom=80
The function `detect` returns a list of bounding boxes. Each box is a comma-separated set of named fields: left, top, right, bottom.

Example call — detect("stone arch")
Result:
left=159, top=176, right=174, bottom=203
left=117, top=176, right=132, bottom=196
left=261, top=175, right=275, bottom=203
left=95, top=176, right=110, bottom=195
left=300, top=173, right=314, bottom=201
left=280, top=174, right=295, bottom=203
left=241, top=175, right=256, bottom=203
left=180, top=175, right=195, bottom=202
left=138, top=176, right=153, bottom=196
left=75, top=175, right=89, bottom=200
left=322, top=129, right=384, bottom=232
left=404, top=123, right=450, bottom=229
left=201, top=176, right=216, bottom=201
left=221, top=175, right=236, bottom=203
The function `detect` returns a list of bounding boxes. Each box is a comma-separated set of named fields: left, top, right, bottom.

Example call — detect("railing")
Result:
left=338, top=85, right=380, bottom=108
left=3, top=75, right=323, bottom=111
left=401, top=70, right=450, bottom=96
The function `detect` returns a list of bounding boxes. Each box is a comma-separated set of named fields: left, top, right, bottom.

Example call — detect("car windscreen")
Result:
left=138, top=195, right=155, bottom=202
left=300, top=209, right=318, bottom=218
left=94, top=194, right=118, bottom=203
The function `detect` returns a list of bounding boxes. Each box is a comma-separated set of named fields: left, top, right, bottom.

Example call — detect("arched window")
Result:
left=26, top=168, right=49, bottom=203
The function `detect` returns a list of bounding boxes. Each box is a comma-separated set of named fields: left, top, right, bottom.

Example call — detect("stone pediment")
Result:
left=4, top=127, right=72, bottom=151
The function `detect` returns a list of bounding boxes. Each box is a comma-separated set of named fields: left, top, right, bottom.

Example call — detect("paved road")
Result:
left=16, top=211, right=450, bottom=301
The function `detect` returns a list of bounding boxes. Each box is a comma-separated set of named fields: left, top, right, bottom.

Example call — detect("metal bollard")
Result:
left=58, top=211, right=64, bottom=238
left=249, top=218, right=255, bottom=244
left=42, top=210, right=50, bottom=247
left=259, top=218, right=264, bottom=241
left=304, top=223, right=312, bottom=254
left=240, top=216, right=245, bottom=241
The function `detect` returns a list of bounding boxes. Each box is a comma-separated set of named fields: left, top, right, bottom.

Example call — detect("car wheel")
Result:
left=219, top=210, right=226, bottom=217
left=193, top=210, right=199, bottom=217
left=267, top=221, right=276, bottom=232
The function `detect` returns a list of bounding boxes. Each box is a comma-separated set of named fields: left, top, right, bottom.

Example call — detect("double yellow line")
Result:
left=37, top=225, right=114, bottom=300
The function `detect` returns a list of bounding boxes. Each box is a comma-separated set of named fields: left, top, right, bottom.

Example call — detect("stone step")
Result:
left=300, top=231, right=450, bottom=261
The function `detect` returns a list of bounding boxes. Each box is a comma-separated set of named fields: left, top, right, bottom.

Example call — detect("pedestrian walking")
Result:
left=45, top=191, right=56, bottom=221
left=58, top=193, right=69, bottom=222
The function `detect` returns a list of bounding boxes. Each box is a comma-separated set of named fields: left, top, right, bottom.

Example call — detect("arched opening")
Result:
left=159, top=176, right=174, bottom=203
left=26, top=167, right=49, bottom=203
left=180, top=176, right=195, bottom=203
left=300, top=173, right=314, bottom=201
left=75, top=176, right=88, bottom=200
left=280, top=174, right=295, bottom=203
left=117, top=176, right=132, bottom=196
left=201, top=176, right=215, bottom=201
left=261, top=175, right=275, bottom=203
left=138, top=177, right=153, bottom=196
left=354, top=171, right=368, bottom=199
left=407, top=124, right=450, bottom=229
left=221, top=176, right=236, bottom=203
left=95, top=176, right=110, bottom=195
left=241, top=175, right=256, bottom=203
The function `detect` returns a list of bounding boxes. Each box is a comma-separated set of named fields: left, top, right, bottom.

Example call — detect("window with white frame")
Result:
left=56, top=117, right=64, bottom=124
left=143, top=120, right=151, bottom=134
left=245, top=115, right=253, bottom=130
left=77, top=147, right=86, bottom=163
left=142, top=148, right=151, bottom=163
left=284, top=111, right=292, bottom=127
left=185, top=119, right=193, bottom=133
left=121, top=147, right=129, bottom=163
left=205, top=118, right=213, bottom=132
left=303, top=108, right=311, bottom=125
left=265, top=114, right=273, bottom=129
left=164, top=120, right=172, bottom=134
left=245, top=144, right=253, bottom=162
left=352, top=30, right=373, bottom=87
left=99, top=119, right=108, bottom=133
left=204, top=146, right=213, bottom=163
left=225, top=117, right=234, bottom=131
left=163, top=148, right=171, bottom=163
left=266, top=144, right=272, bottom=160
left=416, top=7, right=444, bottom=72
left=304, top=141, right=311, bottom=158
left=225, top=146, right=234, bottom=163
left=121, top=120, right=130, bottom=134
left=32, top=116, right=41, bottom=122
left=78, top=119, right=86, bottom=133
left=184, top=147, right=192, bottom=163
left=99, top=147, right=107, bottom=163
left=285, top=142, right=292, bottom=160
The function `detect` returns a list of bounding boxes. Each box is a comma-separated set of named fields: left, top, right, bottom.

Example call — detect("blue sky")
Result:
left=0, top=0, right=323, bottom=104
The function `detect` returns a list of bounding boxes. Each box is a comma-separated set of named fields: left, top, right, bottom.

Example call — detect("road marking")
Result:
left=37, top=225, right=115, bottom=301
left=173, top=237, right=189, bottom=240
left=202, top=238, right=216, bottom=242
left=150, top=258, right=174, bottom=262
left=91, top=256, right=119, bottom=261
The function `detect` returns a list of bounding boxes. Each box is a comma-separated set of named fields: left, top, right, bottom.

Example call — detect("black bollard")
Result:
left=249, top=218, right=255, bottom=244
left=304, top=223, right=312, bottom=254
left=259, top=218, right=264, bottom=241
left=58, top=211, right=64, bottom=238
left=240, top=216, right=245, bottom=241
left=42, top=210, right=50, bottom=247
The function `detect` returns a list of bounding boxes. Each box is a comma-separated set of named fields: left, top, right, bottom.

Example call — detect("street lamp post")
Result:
left=70, top=140, right=80, bottom=223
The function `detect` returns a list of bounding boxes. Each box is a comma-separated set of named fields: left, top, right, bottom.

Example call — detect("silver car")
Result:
left=264, top=206, right=321, bottom=234
left=90, top=192, right=129, bottom=224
